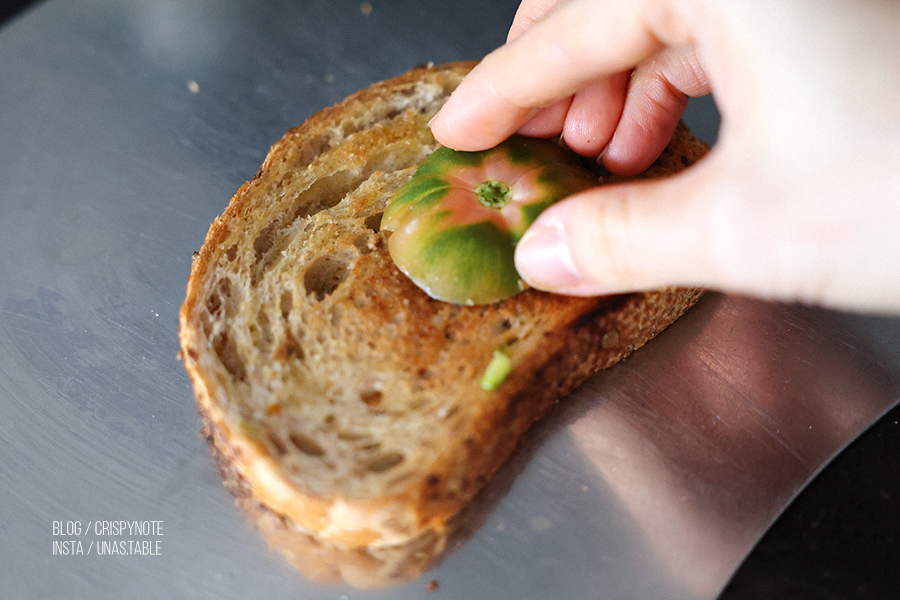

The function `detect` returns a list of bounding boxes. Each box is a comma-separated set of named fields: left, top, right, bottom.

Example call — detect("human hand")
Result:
left=430, top=0, right=900, bottom=313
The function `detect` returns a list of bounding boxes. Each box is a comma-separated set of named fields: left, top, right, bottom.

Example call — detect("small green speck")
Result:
left=481, top=349, right=513, bottom=391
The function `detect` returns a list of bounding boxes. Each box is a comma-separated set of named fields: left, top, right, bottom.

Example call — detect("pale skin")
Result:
left=430, top=0, right=900, bottom=314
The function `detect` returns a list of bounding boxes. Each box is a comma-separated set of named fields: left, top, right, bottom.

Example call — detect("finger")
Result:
left=508, top=0, right=565, bottom=42
left=601, top=74, right=689, bottom=176
left=561, top=71, right=630, bottom=157
left=431, top=0, right=666, bottom=150
left=517, top=97, right=573, bottom=138
left=604, top=47, right=709, bottom=175
left=514, top=156, right=729, bottom=296
left=513, top=158, right=899, bottom=313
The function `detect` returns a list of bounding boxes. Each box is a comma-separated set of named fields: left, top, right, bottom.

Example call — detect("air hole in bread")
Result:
left=206, top=293, right=222, bottom=316
left=361, top=390, right=383, bottom=407
left=293, top=135, right=332, bottom=169
left=224, top=244, right=238, bottom=262
left=379, top=107, right=402, bottom=122
left=367, top=452, right=404, bottom=473
left=364, top=213, right=383, bottom=233
left=337, top=430, right=366, bottom=441
left=291, top=170, right=363, bottom=221
left=253, top=307, right=274, bottom=347
left=288, top=432, right=326, bottom=457
left=273, top=330, right=304, bottom=361
left=279, top=291, right=293, bottom=320
left=352, top=232, right=372, bottom=254
left=253, top=220, right=281, bottom=260
left=266, top=431, right=288, bottom=456
left=205, top=277, right=232, bottom=316
left=212, top=331, right=247, bottom=381
left=360, top=442, right=381, bottom=452
left=304, top=254, right=351, bottom=300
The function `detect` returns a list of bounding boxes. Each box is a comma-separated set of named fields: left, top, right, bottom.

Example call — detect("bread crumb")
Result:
left=425, top=579, right=439, bottom=592
left=360, top=1, right=372, bottom=15
left=187, top=80, right=200, bottom=94
left=529, top=515, right=551, bottom=532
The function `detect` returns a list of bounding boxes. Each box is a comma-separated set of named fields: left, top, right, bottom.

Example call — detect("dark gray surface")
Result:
left=2, top=1, right=899, bottom=599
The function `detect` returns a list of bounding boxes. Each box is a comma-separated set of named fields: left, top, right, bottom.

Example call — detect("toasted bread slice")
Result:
left=179, top=61, right=707, bottom=586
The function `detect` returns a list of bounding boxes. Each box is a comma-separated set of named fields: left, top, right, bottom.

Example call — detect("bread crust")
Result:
left=179, top=61, right=707, bottom=586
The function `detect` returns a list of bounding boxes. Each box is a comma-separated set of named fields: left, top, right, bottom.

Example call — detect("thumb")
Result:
left=514, top=157, right=739, bottom=297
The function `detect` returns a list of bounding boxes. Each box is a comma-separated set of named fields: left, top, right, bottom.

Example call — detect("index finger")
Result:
left=507, top=0, right=565, bottom=42
left=431, top=0, right=674, bottom=150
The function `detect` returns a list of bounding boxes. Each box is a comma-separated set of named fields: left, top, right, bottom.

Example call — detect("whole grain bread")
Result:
left=179, top=61, right=708, bottom=586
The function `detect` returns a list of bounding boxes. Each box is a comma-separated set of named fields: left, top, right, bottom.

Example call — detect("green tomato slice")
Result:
left=382, top=135, right=597, bottom=305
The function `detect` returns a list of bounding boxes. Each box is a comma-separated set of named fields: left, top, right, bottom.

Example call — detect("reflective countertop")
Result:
left=2, top=1, right=899, bottom=598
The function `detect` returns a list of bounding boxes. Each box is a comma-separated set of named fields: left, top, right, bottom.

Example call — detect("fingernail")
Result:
left=515, top=214, right=585, bottom=292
